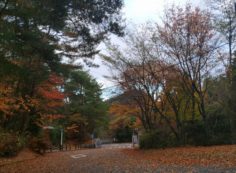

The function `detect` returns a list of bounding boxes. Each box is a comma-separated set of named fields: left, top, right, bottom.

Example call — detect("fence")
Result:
left=46, top=143, right=96, bottom=153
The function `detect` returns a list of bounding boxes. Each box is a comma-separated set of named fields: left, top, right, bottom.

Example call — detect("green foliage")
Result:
left=0, top=0, right=124, bottom=62
left=183, top=121, right=208, bottom=146
left=0, top=132, right=22, bottom=157
left=0, top=0, right=123, bottom=151
left=205, top=73, right=235, bottom=145
left=114, top=126, right=132, bottom=142
left=64, top=69, right=108, bottom=141
left=49, top=129, right=62, bottom=146
left=183, top=115, right=231, bottom=146
left=207, top=108, right=231, bottom=145
left=139, top=130, right=177, bottom=149
left=229, top=57, right=236, bottom=143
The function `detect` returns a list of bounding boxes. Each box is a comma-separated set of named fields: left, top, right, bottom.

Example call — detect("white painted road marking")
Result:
left=71, top=154, right=87, bottom=159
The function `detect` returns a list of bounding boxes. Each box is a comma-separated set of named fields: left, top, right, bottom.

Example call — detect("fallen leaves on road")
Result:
left=122, top=145, right=236, bottom=168
left=0, top=149, right=38, bottom=167
left=0, top=145, right=236, bottom=173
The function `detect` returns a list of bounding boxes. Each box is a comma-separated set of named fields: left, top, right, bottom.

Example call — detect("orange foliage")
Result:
left=109, top=103, right=141, bottom=130
left=0, top=73, right=65, bottom=127
left=109, top=103, right=139, bottom=117
left=35, top=73, right=65, bottom=125
left=0, top=83, right=38, bottom=116
left=37, top=74, right=65, bottom=101
left=0, top=84, right=15, bottom=114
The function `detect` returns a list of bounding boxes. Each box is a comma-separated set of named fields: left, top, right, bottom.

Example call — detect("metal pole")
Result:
left=91, top=133, right=94, bottom=147
left=132, top=129, right=134, bottom=148
left=60, top=129, right=63, bottom=150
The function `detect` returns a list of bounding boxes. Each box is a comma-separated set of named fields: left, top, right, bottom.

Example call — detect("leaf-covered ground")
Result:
left=122, top=145, right=236, bottom=172
left=0, top=145, right=236, bottom=173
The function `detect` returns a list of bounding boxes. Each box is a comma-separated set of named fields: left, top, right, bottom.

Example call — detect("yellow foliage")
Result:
left=109, top=103, right=141, bottom=130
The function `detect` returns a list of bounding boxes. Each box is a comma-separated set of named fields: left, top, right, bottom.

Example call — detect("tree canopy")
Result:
left=0, top=0, right=124, bottom=156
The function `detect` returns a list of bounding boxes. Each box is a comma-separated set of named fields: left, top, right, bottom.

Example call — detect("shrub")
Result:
left=0, top=132, right=22, bottom=157
left=28, top=137, right=48, bottom=154
left=139, top=130, right=177, bottom=149
left=207, top=114, right=232, bottom=145
left=183, top=116, right=232, bottom=146
left=50, top=129, right=61, bottom=145
left=115, top=126, right=132, bottom=143
left=183, top=121, right=208, bottom=146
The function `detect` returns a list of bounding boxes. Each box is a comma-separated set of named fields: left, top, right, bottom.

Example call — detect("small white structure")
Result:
left=132, top=128, right=139, bottom=147
left=95, top=138, right=102, bottom=148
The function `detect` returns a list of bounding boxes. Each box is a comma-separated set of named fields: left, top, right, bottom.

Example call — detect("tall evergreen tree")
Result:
left=229, top=57, right=236, bottom=143
left=0, top=0, right=124, bottom=135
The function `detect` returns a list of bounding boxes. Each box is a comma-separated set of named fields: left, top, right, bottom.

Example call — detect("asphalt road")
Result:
left=1, top=144, right=236, bottom=173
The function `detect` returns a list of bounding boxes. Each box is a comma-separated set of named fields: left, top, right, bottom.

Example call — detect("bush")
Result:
left=50, top=129, right=61, bottom=145
left=207, top=114, right=232, bottom=145
left=183, top=121, right=208, bottom=146
left=28, top=137, right=48, bottom=154
left=183, top=116, right=231, bottom=146
left=114, top=126, right=132, bottom=143
left=139, top=130, right=177, bottom=149
left=0, top=132, right=22, bottom=157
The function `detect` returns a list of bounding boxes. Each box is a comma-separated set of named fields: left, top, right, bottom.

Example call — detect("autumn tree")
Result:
left=103, top=28, right=188, bottom=140
left=0, top=0, right=123, bottom=125
left=108, top=101, right=140, bottom=142
left=0, top=0, right=124, bottom=155
left=103, top=4, right=227, bottom=146
left=36, top=74, right=65, bottom=128
left=157, top=5, right=218, bottom=125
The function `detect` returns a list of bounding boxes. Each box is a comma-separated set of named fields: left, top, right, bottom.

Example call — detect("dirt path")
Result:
left=1, top=145, right=236, bottom=173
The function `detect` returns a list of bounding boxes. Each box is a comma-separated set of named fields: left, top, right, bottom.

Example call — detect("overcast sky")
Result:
left=124, top=0, right=190, bottom=23
left=87, top=0, right=205, bottom=94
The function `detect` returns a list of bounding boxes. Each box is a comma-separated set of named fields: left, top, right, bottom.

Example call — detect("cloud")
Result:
left=123, top=0, right=204, bottom=24
left=123, top=0, right=162, bottom=22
